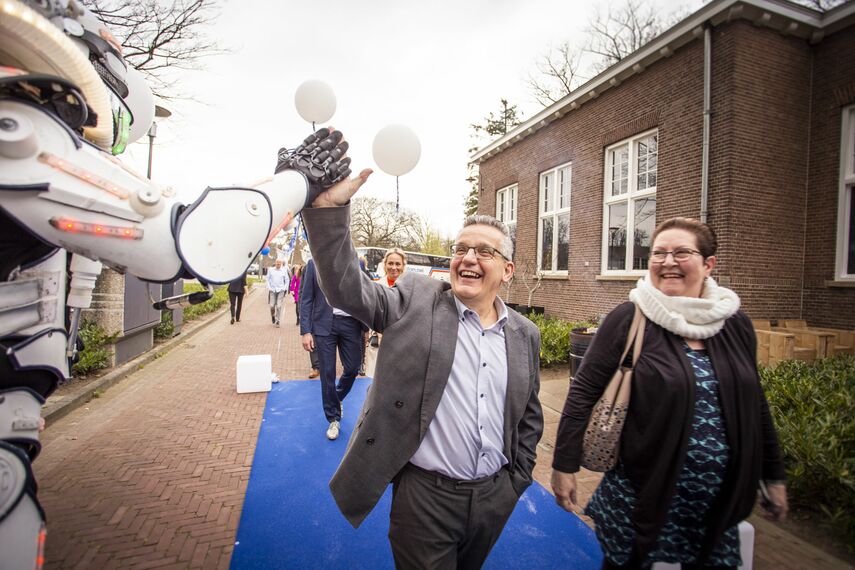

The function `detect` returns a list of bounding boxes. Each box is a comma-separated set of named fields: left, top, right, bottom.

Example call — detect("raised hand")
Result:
left=275, top=128, right=357, bottom=207
left=275, top=128, right=371, bottom=207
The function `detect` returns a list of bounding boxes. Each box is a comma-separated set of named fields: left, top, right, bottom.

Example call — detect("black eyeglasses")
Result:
left=450, top=243, right=508, bottom=261
left=649, top=248, right=702, bottom=263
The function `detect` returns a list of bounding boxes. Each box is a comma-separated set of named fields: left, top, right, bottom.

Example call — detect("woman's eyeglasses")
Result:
left=649, top=248, right=702, bottom=263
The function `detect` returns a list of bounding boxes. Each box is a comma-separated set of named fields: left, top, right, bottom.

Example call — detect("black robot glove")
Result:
left=275, top=128, right=352, bottom=208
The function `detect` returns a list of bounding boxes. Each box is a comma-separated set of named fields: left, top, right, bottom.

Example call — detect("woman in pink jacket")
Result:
left=289, top=265, right=302, bottom=326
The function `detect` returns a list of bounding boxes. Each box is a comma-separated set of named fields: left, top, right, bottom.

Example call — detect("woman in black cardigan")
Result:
left=551, top=217, right=788, bottom=569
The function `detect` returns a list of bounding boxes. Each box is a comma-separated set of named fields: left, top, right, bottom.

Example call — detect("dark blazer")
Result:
left=553, top=301, right=786, bottom=562
left=299, top=260, right=334, bottom=336
left=227, top=272, right=246, bottom=294
left=302, top=206, right=544, bottom=528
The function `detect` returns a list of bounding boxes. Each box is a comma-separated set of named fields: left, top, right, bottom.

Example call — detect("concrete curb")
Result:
left=43, top=287, right=255, bottom=423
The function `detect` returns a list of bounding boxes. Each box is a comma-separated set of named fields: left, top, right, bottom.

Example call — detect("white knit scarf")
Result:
left=628, top=275, right=741, bottom=340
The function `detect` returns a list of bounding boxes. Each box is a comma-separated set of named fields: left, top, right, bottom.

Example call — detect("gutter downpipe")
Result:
left=700, top=23, right=712, bottom=223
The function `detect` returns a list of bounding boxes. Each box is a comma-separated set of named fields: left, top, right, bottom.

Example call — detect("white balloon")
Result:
left=124, top=66, right=155, bottom=144
left=372, top=124, right=421, bottom=177
left=294, top=80, right=336, bottom=124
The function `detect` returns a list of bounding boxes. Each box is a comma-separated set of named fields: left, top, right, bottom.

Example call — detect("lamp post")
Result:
left=146, top=104, right=172, bottom=180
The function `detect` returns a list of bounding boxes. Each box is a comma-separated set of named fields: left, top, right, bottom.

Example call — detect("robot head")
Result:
left=0, top=0, right=154, bottom=153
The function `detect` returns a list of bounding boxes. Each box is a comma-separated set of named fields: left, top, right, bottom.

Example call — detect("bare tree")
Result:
left=790, top=0, right=847, bottom=10
left=587, top=0, right=667, bottom=72
left=350, top=197, right=423, bottom=249
left=83, top=0, right=224, bottom=98
left=528, top=0, right=683, bottom=104
left=526, top=41, right=586, bottom=106
left=513, top=251, right=543, bottom=307
left=405, top=219, right=454, bottom=256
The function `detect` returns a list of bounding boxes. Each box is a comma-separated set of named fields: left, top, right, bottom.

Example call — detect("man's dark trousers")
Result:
left=316, top=314, right=362, bottom=422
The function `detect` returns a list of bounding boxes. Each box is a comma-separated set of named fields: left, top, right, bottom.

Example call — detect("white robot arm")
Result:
left=0, top=2, right=353, bottom=566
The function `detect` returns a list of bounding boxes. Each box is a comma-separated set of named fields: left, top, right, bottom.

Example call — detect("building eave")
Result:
left=470, top=0, right=849, bottom=165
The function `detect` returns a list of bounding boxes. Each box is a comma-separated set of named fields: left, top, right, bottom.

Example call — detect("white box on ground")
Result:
left=651, top=521, right=753, bottom=569
left=236, top=354, right=272, bottom=393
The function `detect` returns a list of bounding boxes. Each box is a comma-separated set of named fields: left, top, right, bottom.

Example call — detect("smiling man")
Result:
left=296, top=146, right=543, bottom=568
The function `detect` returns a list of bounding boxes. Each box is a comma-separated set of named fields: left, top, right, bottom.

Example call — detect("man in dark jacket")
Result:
left=227, top=271, right=246, bottom=324
left=299, top=258, right=363, bottom=440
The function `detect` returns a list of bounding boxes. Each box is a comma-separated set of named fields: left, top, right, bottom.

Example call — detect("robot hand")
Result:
left=275, top=128, right=351, bottom=208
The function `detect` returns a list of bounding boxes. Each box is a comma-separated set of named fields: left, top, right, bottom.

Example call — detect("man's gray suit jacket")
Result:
left=302, top=205, right=544, bottom=528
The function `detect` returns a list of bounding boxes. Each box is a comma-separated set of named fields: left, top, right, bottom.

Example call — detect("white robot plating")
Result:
left=0, top=1, right=352, bottom=567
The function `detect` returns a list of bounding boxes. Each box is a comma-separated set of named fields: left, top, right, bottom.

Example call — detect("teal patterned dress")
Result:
left=585, top=345, right=742, bottom=567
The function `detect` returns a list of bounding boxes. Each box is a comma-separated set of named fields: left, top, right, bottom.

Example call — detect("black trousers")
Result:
left=389, top=463, right=519, bottom=570
left=228, top=292, right=244, bottom=320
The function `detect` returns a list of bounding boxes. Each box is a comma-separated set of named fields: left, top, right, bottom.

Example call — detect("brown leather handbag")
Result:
left=580, top=305, right=646, bottom=472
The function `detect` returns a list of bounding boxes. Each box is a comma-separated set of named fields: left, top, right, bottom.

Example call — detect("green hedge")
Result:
left=182, top=282, right=229, bottom=321
left=524, top=313, right=597, bottom=367
left=72, top=320, right=118, bottom=377
left=760, top=355, right=855, bottom=548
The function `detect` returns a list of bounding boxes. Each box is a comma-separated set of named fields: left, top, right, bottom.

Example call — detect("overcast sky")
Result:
left=121, top=0, right=701, bottom=238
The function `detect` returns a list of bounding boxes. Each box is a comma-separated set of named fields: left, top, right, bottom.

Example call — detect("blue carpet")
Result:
left=231, top=378, right=602, bottom=569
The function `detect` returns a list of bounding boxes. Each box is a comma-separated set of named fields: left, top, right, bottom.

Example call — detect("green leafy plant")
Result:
left=154, top=311, right=175, bottom=340
left=525, top=313, right=596, bottom=366
left=182, top=282, right=229, bottom=322
left=72, top=320, right=119, bottom=377
left=760, top=355, right=855, bottom=549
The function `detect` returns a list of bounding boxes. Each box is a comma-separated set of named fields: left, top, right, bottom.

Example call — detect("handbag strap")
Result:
left=617, top=304, right=646, bottom=368
left=630, top=305, right=645, bottom=366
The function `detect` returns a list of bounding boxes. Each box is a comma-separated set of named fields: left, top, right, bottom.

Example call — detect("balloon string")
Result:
left=396, top=176, right=400, bottom=213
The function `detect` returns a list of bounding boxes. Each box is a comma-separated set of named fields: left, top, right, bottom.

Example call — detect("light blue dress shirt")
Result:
left=266, top=266, right=289, bottom=292
left=409, top=296, right=510, bottom=480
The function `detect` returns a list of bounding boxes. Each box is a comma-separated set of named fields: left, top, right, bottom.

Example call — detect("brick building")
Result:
left=472, top=0, right=855, bottom=328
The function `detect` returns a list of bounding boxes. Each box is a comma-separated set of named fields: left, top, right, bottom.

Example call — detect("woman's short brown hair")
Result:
left=651, top=217, right=718, bottom=258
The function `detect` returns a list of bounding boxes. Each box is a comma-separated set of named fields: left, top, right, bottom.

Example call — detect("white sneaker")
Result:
left=326, top=420, right=340, bottom=440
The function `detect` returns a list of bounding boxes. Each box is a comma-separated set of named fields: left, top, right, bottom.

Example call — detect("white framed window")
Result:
left=836, top=105, right=855, bottom=281
left=538, top=163, right=572, bottom=273
left=602, top=130, right=658, bottom=274
left=496, top=184, right=518, bottom=258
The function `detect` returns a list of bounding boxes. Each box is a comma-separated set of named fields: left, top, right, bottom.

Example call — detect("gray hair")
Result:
left=461, top=215, right=514, bottom=259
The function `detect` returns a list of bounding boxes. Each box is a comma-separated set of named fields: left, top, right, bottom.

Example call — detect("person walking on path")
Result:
left=551, top=217, right=788, bottom=569
left=298, top=266, right=320, bottom=379
left=266, top=259, right=289, bottom=327
left=228, top=271, right=247, bottom=324
left=299, top=258, right=363, bottom=440
left=294, top=150, right=543, bottom=569
left=290, top=265, right=303, bottom=326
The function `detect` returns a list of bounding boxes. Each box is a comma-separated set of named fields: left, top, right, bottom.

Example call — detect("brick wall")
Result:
left=714, top=23, right=811, bottom=322
left=478, top=19, right=855, bottom=329
left=802, top=25, right=855, bottom=328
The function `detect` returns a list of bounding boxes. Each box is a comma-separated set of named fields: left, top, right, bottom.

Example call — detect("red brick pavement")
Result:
left=36, top=288, right=320, bottom=569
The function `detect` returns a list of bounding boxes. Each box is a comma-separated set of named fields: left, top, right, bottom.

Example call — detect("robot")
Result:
left=0, top=1, right=351, bottom=567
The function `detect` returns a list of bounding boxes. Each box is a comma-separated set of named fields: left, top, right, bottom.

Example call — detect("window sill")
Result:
left=596, top=274, right=643, bottom=281
left=825, top=280, right=855, bottom=288
left=538, top=273, right=569, bottom=280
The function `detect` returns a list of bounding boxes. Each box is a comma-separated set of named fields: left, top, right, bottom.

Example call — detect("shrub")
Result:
left=154, top=311, right=175, bottom=340
left=182, top=282, right=229, bottom=322
left=760, top=355, right=855, bottom=548
left=72, top=320, right=118, bottom=377
left=525, top=312, right=597, bottom=367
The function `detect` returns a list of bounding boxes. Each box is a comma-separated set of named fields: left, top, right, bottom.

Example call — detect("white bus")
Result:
left=355, top=247, right=451, bottom=282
